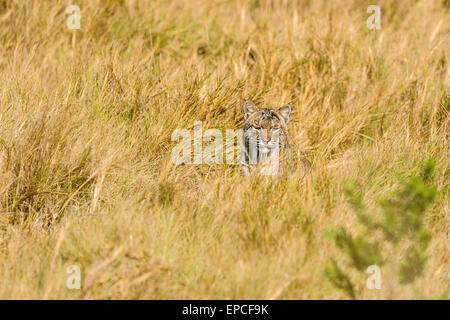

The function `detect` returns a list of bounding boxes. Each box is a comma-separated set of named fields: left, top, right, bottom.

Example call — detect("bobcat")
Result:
left=241, top=100, right=311, bottom=176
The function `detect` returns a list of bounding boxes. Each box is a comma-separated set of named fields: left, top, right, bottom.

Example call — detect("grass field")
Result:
left=0, top=0, right=448, bottom=299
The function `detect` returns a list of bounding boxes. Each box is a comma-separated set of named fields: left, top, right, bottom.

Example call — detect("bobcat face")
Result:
left=241, top=100, right=291, bottom=175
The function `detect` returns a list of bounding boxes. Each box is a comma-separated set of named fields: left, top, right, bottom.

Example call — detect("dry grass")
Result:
left=0, top=0, right=448, bottom=299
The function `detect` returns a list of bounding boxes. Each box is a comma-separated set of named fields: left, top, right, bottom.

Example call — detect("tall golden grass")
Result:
left=0, top=0, right=448, bottom=299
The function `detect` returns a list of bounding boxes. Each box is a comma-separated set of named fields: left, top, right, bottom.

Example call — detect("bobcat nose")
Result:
left=260, top=129, right=271, bottom=142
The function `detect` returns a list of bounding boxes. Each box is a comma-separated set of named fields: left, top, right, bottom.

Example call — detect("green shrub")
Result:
left=325, top=159, right=438, bottom=298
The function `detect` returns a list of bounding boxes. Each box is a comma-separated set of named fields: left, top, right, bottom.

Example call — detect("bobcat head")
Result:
left=241, top=100, right=291, bottom=176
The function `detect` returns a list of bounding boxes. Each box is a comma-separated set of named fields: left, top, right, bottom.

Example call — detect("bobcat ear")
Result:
left=278, top=104, right=291, bottom=123
left=243, top=100, right=258, bottom=120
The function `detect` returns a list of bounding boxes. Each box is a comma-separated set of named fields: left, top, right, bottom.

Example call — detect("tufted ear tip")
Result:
left=243, top=100, right=258, bottom=120
left=278, top=104, right=291, bottom=123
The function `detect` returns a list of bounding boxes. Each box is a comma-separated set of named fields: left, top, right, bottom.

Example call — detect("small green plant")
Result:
left=324, top=159, right=438, bottom=299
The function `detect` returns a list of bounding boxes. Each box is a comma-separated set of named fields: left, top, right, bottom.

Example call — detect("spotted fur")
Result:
left=241, top=100, right=311, bottom=176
